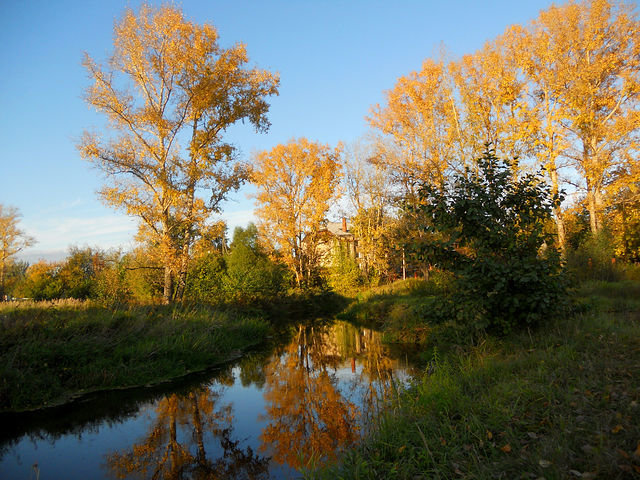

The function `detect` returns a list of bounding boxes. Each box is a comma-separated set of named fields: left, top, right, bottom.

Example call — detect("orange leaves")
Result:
left=368, top=58, right=459, bottom=191
left=80, top=3, right=278, bottom=302
left=611, top=424, right=625, bottom=434
left=252, top=138, right=343, bottom=285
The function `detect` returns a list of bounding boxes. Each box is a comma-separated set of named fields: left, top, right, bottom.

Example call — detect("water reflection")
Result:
left=0, top=321, right=417, bottom=479
left=260, top=325, right=360, bottom=469
left=105, top=387, right=270, bottom=479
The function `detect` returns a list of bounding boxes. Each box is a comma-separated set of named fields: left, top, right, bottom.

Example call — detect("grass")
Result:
left=0, top=300, right=270, bottom=412
left=314, top=280, right=640, bottom=479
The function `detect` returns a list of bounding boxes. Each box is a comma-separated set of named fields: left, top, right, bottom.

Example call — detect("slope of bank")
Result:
left=0, top=291, right=346, bottom=413
left=317, top=280, right=640, bottom=479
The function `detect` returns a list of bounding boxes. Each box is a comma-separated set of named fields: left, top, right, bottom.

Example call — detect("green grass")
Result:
left=0, top=300, right=270, bottom=412
left=314, top=281, right=640, bottom=479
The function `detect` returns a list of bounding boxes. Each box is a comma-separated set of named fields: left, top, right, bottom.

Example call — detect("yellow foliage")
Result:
left=78, top=4, right=278, bottom=302
left=252, top=138, right=343, bottom=285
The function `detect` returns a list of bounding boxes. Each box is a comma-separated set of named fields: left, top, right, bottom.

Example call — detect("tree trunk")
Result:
left=163, top=266, right=174, bottom=304
left=0, top=259, right=5, bottom=301
left=548, top=166, right=566, bottom=254
left=175, top=231, right=191, bottom=302
left=587, top=188, right=600, bottom=234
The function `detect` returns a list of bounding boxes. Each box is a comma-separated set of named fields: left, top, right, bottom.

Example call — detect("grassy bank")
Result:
left=317, top=280, right=640, bottom=479
left=0, top=300, right=270, bottom=412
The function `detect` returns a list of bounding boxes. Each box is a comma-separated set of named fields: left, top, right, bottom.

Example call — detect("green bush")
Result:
left=187, top=224, right=288, bottom=305
left=328, top=242, right=363, bottom=294
left=566, top=230, right=621, bottom=282
left=186, top=252, right=227, bottom=304
left=411, top=146, right=568, bottom=334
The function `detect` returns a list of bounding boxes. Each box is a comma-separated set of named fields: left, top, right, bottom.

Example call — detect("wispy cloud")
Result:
left=20, top=214, right=137, bottom=256
left=18, top=208, right=257, bottom=262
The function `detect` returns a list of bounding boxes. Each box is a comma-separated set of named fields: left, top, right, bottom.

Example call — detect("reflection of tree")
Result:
left=238, top=351, right=270, bottom=389
left=330, top=321, right=403, bottom=429
left=106, top=386, right=269, bottom=479
left=260, top=325, right=360, bottom=469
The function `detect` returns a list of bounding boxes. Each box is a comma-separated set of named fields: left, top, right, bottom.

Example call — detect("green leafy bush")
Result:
left=328, top=242, right=363, bottom=294
left=223, top=225, right=288, bottom=304
left=566, top=230, right=621, bottom=282
left=411, top=146, right=568, bottom=334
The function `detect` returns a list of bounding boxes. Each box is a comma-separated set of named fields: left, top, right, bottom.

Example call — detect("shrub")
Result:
left=566, top=230, right=621, bottom=282
left=328, top=242, right=363, bottom=294
left=410, top=146, right=567, bottom=334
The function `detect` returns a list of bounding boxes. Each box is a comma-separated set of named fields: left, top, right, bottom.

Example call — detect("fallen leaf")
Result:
left=501, top=444, right=512, bottom=453
left=611, top=424, right=624, bottom=434
left=634, top=465, right=640, bottom=474
left=617, top=448, right=630, bottom=459
left=539, top=459, right=552, bottom=468
left=486, top=430, right=493, bottom=440
left=398, top=445, right=406, bottom=453
left=440, top=437, right=446, bottom=446
left=634, top=441, right=640, bottom=457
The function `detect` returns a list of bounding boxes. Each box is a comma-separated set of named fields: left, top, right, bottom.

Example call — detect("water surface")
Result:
left=0, top=320, right=419, bottom=479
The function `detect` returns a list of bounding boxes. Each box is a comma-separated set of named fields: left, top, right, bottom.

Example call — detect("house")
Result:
left=317, top=217, right=358, bottom=267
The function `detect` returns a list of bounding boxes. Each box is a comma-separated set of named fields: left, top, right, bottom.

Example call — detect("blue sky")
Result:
left=0, top=0, right=557, bottom=262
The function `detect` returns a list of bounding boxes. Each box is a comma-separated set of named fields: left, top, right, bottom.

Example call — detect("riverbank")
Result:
left=317, top=280, right=640, bottom=479
left=0, top=300, right=272, bottom=412
left=0, top=289, right=348, bottom=413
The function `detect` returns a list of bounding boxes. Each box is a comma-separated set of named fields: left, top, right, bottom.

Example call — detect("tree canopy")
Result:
left=79, top=4, right=279, bottom=303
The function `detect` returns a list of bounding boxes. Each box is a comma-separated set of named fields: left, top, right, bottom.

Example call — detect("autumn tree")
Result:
left=368, top=58, right=462, bottom=198
left=252, top=138, right=342, bottom=286
left=79, top=4, right=279, bottom=303
left=0, top=204, right=35, bottom=300
left=450, top=33, right=536, bottom=165
left=343, top=141, right=395, bottom=281
left=526, top=0, right=639, bottom=234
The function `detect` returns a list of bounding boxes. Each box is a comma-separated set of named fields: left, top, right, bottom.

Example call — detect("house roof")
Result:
left=325, top=221, right=353, bottom=238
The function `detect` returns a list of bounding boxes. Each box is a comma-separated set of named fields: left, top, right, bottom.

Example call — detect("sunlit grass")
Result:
left=0, top=302, right=269, bottom=412
left=315, top=280, right=640, bottom=479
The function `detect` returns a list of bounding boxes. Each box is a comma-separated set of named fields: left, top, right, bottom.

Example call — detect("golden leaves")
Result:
left=252, top=138, right=343, bottom=284
left=80, top=3, right=278, bottom=301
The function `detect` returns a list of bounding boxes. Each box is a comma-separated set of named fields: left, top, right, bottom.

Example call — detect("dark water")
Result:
left=0, top=320, right=419, bottom=479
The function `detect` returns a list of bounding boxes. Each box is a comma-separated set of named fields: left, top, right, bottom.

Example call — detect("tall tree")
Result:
left=252, top=138, right=342, bottom=286
left=79, top=4, right=279, bottom=303
left=529, top=0, right=639, bottom=233
left=513, top=21, right=572, bottom=251
left=450, top=34, right=535, bottom=165
left=368, top=59, right=462, bottom=197
left=343, top=141, right=395, bottom=280
left=0, top=205, right=35, bottom=300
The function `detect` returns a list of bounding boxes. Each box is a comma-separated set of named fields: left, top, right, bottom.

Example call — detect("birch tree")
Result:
left=0, top=205, right=35, bottom=300
left=79, top=4, right=279, bottom=303
left=530, top=0, right=639, bottom=233
left=252, top=138, right=342, bottom=286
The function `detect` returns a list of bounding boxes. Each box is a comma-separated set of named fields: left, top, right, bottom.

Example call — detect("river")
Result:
left=0, top=320, right=420, bottom=479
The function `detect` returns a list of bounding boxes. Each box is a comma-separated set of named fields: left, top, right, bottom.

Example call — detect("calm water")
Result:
left=0, top=320, right=419, bottom=479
